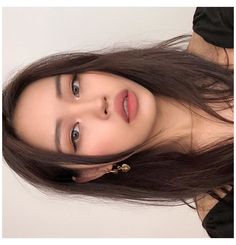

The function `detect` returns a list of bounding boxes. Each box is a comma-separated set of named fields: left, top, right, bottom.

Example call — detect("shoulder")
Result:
left=187, top=32, right=234, bottom=69
left=192, top=7, right=233, bottom=48
left=187, top=7, right=234, bottom=69
left=195, top=185, right=232, bottom=222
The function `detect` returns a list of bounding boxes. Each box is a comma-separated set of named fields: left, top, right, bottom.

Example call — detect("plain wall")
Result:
left=2, top=7, right=209, bottom=238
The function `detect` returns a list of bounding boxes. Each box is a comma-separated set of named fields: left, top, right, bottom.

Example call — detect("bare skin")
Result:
left=187, top=31, right=234, bottom=221
left=12, top=32, right=233, bottom=192
left=187, top=32, right=234, bottom=69
left=13, top=72, right=194, bottom=182
left=195, top=185, right=232, bottom=221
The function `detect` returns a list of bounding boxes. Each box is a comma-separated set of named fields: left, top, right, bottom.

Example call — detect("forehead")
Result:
left=13, top=76, right=57, bottom=151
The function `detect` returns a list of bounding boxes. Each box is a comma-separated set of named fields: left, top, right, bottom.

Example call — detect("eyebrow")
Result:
left=55, top=118, right=63, bottom=153
left=55, top=75, right=62, bottom=98
left=55, top=75, right=62, bottom=152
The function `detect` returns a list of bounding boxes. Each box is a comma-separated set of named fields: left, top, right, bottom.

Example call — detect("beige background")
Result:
left=2, top=7, right=209, bottom=238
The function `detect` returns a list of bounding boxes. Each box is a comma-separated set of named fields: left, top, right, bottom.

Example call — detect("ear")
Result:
left=72, top=164, right=113, bottom=183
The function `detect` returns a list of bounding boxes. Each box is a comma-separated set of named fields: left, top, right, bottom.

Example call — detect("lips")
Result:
left=114, top=89, right=129, bottom=123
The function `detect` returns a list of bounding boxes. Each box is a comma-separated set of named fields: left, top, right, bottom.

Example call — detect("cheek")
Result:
left=89, top=144, right=111, bottom=156
left=87, top=133, right=119, bottom=156
left=81, top=125, right=127, bottom=156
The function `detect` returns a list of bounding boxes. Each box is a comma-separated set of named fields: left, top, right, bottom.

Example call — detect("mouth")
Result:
left=114, top=89, right=129, bottom=123
left=123, top=95, right=129, bottom=120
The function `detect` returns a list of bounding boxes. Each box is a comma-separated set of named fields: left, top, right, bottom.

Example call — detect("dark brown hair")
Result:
left=3, top=36, right=233, bottom=208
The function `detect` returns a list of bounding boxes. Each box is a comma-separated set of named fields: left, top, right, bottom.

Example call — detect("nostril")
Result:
left=104, top=97, right=108, bottom=115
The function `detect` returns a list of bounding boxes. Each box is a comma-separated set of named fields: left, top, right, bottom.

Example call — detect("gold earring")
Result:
left=109, top=164, right=131, bottom=174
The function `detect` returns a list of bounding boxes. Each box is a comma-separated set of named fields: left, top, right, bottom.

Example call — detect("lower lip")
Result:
left=127, top=90, right=138, bottom=123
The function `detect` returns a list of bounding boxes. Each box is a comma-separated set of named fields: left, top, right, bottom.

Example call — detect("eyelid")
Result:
left=72, top=73, right=77, bottom=83
left=71, top=73, right=80, bottom=97
left=69, top=73, right=81, bottom=152
left=70, top=122, right=81, bottom=152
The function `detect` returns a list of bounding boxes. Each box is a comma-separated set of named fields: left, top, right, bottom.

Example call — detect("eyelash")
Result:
left=71, top=74, right=80, bottom=97
left=70, top=74, right=81, bottom=151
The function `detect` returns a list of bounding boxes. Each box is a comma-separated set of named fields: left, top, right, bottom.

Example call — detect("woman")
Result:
left=3, top=8, right=233, bottom=237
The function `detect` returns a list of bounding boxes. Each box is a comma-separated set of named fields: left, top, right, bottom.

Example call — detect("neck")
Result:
left=143, top=96, right=193, bottom=153
left=144, top=96, right=233, bottom=154
left=190, top=102, right=233, bottom=152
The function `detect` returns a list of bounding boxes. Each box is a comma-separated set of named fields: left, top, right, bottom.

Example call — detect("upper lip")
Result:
left=114, top=89, right=129, bottom=123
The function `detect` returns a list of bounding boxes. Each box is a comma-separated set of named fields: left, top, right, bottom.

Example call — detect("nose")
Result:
left=65, top=96, right=109, bottom=120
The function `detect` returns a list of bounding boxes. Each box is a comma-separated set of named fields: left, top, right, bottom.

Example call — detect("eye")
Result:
left=70, top=123, right=80, bottom=151
left=71, top=74, right=80, bottom=97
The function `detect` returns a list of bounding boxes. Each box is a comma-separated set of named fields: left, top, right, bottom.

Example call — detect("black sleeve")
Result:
left=193, top=7, right=234, bottom=48
left=202, top=187, right=234, bottom=238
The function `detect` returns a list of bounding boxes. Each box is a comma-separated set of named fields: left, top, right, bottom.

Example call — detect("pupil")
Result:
left=74, top=86, right=78, bottom=94
left=73, top=131, right=79, bottom=140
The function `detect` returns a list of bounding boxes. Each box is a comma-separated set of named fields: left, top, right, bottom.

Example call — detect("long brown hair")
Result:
left=3, top=36, right=233, bottom=208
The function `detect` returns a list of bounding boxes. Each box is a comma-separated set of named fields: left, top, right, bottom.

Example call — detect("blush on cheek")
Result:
left=88, top=140, right=117, bottom=156
left=89, top=146, right=109, bottom=156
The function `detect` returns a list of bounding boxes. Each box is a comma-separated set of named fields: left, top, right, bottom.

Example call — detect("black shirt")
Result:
left=193, top=7, right=233, bottom=48
left=192, top=7, right=234, bottom=238
left=202, top=188, right=234, bottom=238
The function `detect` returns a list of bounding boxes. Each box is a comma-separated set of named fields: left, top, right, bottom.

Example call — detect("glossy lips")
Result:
left=127, top=90, right=138, bottom=123
left=114, top=89, right=129, bottom=123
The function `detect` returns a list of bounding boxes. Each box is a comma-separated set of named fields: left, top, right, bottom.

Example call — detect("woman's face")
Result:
left=13, top=71, right=158, bottom=157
